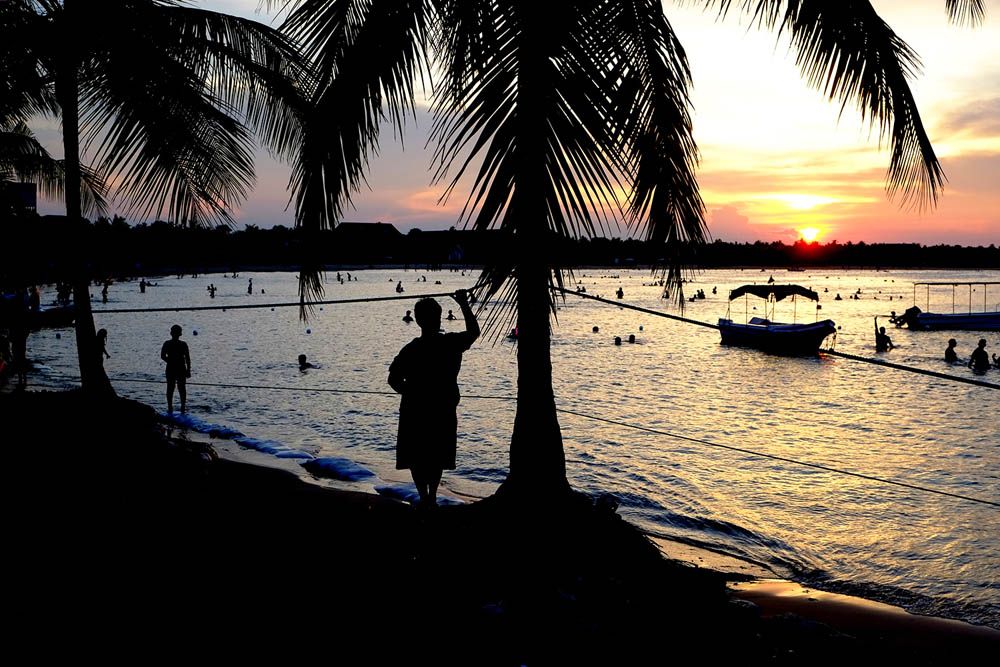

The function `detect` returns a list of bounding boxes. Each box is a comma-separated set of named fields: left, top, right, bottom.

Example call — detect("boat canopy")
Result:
left=728, top=284, right=819, bottom=302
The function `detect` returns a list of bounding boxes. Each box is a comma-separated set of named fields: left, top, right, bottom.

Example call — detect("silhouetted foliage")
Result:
left=3, top=216, right=995, bottom=287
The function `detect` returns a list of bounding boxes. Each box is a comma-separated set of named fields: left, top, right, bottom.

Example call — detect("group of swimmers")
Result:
left=946, top=338, right=997, bottom=372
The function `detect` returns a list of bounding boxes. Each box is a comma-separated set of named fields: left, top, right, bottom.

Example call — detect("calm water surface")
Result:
left=26, top=267, right=1000, bottom=628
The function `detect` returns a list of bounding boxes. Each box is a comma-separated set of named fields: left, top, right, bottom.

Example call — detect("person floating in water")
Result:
left=616, top=286, right=624, bottom=299
left=395, top=280, right=404, bottom=293
left=402, top=310, right=414, bottom=323
left=446, top=309, right=456, bottom=321
left=388, top=290, right=480, bottom=509
left=161, top=324, right=191, bottom=413
left=945, top=339, right=959, bottom=363
left=968, top=338, right=990, bottom=372
left=298, top=354, right=317, bottom=371
left=874, top=321, right=894, bottom=352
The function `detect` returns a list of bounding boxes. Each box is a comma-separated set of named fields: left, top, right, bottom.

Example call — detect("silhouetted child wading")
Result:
left=388, top=290, right=480, bottom=508
left=161, top=324, right=191, bottom=413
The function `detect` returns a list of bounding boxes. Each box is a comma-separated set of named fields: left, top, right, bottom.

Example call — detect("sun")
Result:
left=798, top=227, right=821, bottom=242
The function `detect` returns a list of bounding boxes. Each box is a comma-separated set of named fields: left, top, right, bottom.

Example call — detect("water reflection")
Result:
left=26, top=267, right=1000, bottom=626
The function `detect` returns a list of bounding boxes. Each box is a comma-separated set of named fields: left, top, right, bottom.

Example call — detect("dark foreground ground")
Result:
left=3, top=390, right=995, bottom=664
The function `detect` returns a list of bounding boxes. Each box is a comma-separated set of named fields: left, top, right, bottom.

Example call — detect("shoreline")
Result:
left=4, top=388, right=998, bottom=658
left=171, top=418, right=1000, bottom=642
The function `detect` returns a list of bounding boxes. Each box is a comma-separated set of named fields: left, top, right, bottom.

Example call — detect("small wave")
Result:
left=233, top=436, right=312, bottom=459
left=162, top=412, right=244, bottom=439
left=458, top=466, right=506, bottom=483
left=301, top=457, right=375, bottom=482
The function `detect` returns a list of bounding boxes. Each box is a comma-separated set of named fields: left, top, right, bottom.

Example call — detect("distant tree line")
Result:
left=2, top=213, right=997, bottom=286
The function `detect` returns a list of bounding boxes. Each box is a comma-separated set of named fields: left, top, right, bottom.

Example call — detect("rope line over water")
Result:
left=92, top=291, right=457, bottom=314
left=52, top=374, right=997, bottom=509
left=553, top=287, right=1000, bottom=391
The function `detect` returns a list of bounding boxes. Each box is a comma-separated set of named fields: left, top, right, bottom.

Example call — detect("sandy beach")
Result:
left=4, top=389, right=997, bottom=662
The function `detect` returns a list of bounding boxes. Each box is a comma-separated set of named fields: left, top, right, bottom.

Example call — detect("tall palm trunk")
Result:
left=502, top=257, right=569, bottom=497
left=55, top=18, right=113, bottom=397
left=498, top=28, right=569, bottom=498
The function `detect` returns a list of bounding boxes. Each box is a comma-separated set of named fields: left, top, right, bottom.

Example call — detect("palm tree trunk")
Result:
left=55, top=33, right=114, bottom=397
left=496, top=26, right=571, bottom=500
left=500, top=256, right=570, bottom=498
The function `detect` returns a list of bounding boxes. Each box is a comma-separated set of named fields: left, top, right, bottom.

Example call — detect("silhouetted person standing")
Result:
left=247, top=278, right=253, bottom=295
left=969, top=338, right=990, bottom=372
left=161, top=324, right=191, bottom=413
left=388, top=290, right=480, bottom=508
left=96, top=328, right=110, bottom=366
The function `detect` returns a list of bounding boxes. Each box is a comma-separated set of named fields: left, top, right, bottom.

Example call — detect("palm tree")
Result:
left=280, top=0, right=982, bottom=497
left=1, top=0, right=311, bottom=394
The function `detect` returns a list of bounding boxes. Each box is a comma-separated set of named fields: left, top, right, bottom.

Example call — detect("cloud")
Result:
left=935, top=97, right=1000, bottom=139
left=707, top=206, right=761, bottom=242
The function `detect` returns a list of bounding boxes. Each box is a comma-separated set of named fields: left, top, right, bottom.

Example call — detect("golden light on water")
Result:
left=798, top=227, right=821, bottom=242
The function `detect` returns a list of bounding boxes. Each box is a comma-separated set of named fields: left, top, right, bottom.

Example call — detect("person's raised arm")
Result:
left=455, top=289, right=480, bottom=342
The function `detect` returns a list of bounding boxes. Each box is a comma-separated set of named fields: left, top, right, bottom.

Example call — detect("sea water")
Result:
left=24, top=267, right=1000, bottom=628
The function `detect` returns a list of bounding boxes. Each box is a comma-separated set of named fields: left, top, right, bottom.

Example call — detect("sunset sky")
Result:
left=32, top=1, right=1000, bottom=245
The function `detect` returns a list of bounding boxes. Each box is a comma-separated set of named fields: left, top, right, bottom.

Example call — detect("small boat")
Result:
left=718, top=284, right=836, bottom=355
left=893, top=282, right=1000, bottom=331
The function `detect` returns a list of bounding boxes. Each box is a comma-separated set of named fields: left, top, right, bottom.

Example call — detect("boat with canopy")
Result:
left=718, top=284, right=836, bottom=355
left=893, top=282, right=1000, bottom=331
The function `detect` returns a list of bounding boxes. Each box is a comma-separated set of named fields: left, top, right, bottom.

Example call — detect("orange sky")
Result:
left=33, top=1, right=1000, bottom=245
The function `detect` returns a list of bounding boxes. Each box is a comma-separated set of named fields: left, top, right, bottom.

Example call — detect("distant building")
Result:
left=334, top=221, right=404, bottom=261
left=335, top=221, right=403, bottom=244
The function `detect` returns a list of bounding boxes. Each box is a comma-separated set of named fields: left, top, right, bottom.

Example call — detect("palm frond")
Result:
left=432, top=1, right=707, bottom=329
left=282, top=0, right=433, bottom=309
left=616, top=0, right=706, bottom=306
left=154, top=2, right=316, bottom=161
left=702, top=1, right=945, bottom=207
left=70, top=1, right=310, bottom=227
left=0, top=120, right=107, bottom=217
left=945, top=0, right=985, bottom=26
left=0, top=1, right=59, bottom=123
left=283, top=0, right=432, bottom=236
left=81, top=46, right=255, bottom=226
